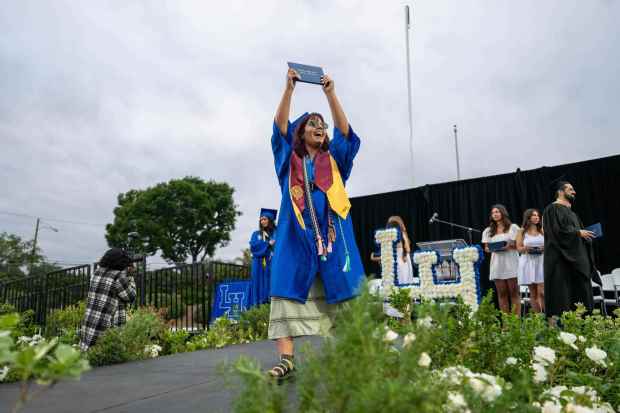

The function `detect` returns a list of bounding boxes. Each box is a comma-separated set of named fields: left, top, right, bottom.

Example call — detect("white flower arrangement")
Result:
left=375, top=230, right=483, bottom=312
left=417, top=316, right=433, bottom=328
left=375, top=228, right=399, bottom=296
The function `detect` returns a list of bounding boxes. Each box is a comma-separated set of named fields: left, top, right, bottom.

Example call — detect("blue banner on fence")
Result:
left=210, top=280, right=251, bottom=322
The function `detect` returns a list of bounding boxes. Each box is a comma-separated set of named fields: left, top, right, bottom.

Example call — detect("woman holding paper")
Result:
left=266, top=67, right=364, bottom=380
left=516, top=209, right=545, bottom=313
left=482, top=204, right=520, bottom=315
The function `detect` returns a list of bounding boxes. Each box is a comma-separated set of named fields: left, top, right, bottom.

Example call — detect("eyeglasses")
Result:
left=307, top=119, right=328, bottom=130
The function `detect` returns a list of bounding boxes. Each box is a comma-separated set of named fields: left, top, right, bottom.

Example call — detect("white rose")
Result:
left=533, top=346, right=556, bottom=366
left=559, top=332, right=578, bottom=350
left=446, top=392, right=469, bottom=412
left=565, top=403, right=595, bottom=413
left=418, top=352, right=431, bottom=368
left=578, top=335, right=586, bottom=343
left=0, top=366, right=9, bottom=382
left=403, top=332, right=416, bottom=348
left=505, top=357, right=518, bottom=366
left=383, top=329, right=399, bottom=343
left=545, top=385, right=568, bottom=399
left=585, top=346, right=607, bottom=367
left=541, top=401, right=562, bottom=413
left=531, top=362, right=548, bottom=383
left=417, top=316, right=433, bottom=328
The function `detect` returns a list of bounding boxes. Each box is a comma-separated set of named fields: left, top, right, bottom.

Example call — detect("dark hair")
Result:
left=521, top=208, right=542, bottom=233
left=258, top=217, right=276, bottom=234
left=293, top=113, right=330, bottom=157
left=386, top=216, right=411, bottom=260
left=99, top=248, right=132, bottom=271
left=554, top=181, right=570, bottom=199
left=488, top=204, right=512, bottom=237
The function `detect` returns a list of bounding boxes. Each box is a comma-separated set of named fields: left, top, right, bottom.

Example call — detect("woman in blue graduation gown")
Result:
left=248, top=209, right=277, bottom=307
left=266, top=68, right=364, bottom=380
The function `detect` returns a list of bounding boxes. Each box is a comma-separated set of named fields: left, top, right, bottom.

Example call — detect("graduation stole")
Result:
left=288, top=150, right=351, bottom=253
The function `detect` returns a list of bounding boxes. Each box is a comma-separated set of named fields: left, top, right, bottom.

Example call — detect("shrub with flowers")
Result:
left=231, top=286, right=620, bottom=413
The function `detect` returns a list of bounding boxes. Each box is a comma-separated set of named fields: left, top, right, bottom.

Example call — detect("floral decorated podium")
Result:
left=374, top=229, right=484, bottom=312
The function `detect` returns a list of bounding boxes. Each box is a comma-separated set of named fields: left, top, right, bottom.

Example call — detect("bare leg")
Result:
left=276, top=336, right=294, bottom=356
left=495, top=279, right=510, bottom=314
left=507, top=278, right=521, bottom=316
left=534, top=283, right=545, bottom=313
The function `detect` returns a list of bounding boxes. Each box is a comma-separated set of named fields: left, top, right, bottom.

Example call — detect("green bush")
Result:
left=87, top=306, right=167, bottom=367
left=231, top=288, right=620, bottom=413
left=45, top=301, right=85, bottom=344
left=0, top=302, right=17, bottom=315
left=159, top=329, right=190, bottom=355
left=237, top=304, right=270, bottom=342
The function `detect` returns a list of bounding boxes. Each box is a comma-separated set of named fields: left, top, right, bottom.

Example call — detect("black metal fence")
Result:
left=0, top=261, right=250, bottom=330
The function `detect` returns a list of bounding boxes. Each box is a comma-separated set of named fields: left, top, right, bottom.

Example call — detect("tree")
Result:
left=105, top=176, right=242, bottom=264
left=0, top=232, right=44, bottom=279
left=233, top=248, right=252, bottom=267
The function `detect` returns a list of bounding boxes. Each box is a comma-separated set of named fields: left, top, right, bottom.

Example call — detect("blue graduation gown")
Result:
left=249, top=230, right=273, bottom=306
left=270, top=118, right=364, bottom=304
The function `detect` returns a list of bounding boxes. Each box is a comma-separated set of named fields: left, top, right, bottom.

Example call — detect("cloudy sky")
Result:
left=1, top=1, right=619, bottom=268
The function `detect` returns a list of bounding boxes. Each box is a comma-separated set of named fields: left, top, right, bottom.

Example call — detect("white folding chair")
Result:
left=591, top=279, right=607, bottom=316
left=600, top=274, right=620, bottom=310
left=520, top=285, right=530, bottom=317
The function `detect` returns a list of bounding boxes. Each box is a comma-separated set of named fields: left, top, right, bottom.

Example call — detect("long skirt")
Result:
left=268, top=277, right=341, bottom=340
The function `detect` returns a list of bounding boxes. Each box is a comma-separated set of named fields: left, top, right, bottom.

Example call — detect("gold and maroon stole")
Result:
left=288, top=150, right=351, bottom=261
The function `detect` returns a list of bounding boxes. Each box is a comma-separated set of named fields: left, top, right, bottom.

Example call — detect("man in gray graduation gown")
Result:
left=543, top=181, right=597, bottom=318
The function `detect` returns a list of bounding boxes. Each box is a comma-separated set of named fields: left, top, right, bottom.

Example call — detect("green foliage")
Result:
left=159, top=329, right=190, bottom=355
left=87, top=306, right=167, bottom=366
left=0, top=232, right=44, bottom=279
left=231, top=288, right=620, bottom=412
left=388, top=287, right=413, bottom=324
left=45, top=302, right=86, bottom=345
left=0, top=313, right=89, bottom=412
left=237, top=304, right=270, bottom=342
left=105, top=176, right=242, bottom=263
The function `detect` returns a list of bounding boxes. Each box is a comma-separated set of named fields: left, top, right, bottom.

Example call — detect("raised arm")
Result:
left=322, top=74, right=349, bottom=137
left=275, top=68, right=299, bottom=136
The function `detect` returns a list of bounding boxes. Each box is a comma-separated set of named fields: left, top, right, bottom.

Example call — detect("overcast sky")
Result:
left=1, top=1, right=619, bottom=269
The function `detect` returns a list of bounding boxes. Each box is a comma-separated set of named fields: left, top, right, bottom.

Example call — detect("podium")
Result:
left=416, top=239, right=467, bottom=281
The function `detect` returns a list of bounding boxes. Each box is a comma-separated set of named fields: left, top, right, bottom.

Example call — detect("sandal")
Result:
left=267, top=355, right=295, bottom=381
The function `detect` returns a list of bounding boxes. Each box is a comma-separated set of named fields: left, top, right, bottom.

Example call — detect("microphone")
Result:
left=429, top=212, right=438, bottom=224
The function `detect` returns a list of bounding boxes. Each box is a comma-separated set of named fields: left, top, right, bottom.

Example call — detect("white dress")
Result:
left=395, top=245, right=418, bottom=285
left=482, top=224, right=519, bottom=280
left=517, top=232, right=544, bottom=285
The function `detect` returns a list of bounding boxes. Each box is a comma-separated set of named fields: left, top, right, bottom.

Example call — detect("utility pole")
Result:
left=454, top=124, right=461, bottom=181
left=29, top=217, right=40, bottom=275
left=405, top=4, right=415, bottom=187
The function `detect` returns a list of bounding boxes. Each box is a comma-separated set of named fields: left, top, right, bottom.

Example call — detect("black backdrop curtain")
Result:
left=350, top=154, right=620, bottom=298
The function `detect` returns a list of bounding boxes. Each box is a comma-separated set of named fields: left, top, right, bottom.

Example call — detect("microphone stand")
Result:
left=430, top=217, right=481, bottom=245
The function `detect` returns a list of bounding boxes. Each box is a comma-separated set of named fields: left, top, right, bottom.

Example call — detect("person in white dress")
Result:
left=482, top=204, right=520, bottom=315
left=370, top=216, right=417, bottom=285
left=516, top=208, right=544, bottom=313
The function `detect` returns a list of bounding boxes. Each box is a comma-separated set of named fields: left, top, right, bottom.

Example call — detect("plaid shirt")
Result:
left=79, top=267, right=137, bottom=351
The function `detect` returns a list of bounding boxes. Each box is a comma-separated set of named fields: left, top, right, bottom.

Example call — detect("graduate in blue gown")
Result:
left=266, top=68, right=364, bottom=380
left=248, top=208, right=277, bottom=307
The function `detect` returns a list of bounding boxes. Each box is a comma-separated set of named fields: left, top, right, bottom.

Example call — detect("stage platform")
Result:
left=0, top=337, right=320, bottom=413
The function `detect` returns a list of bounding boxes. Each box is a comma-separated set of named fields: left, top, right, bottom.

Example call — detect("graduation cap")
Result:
left=260, top=208, right=278, bottom=221
left=549, top=174, right=572, bottom=196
